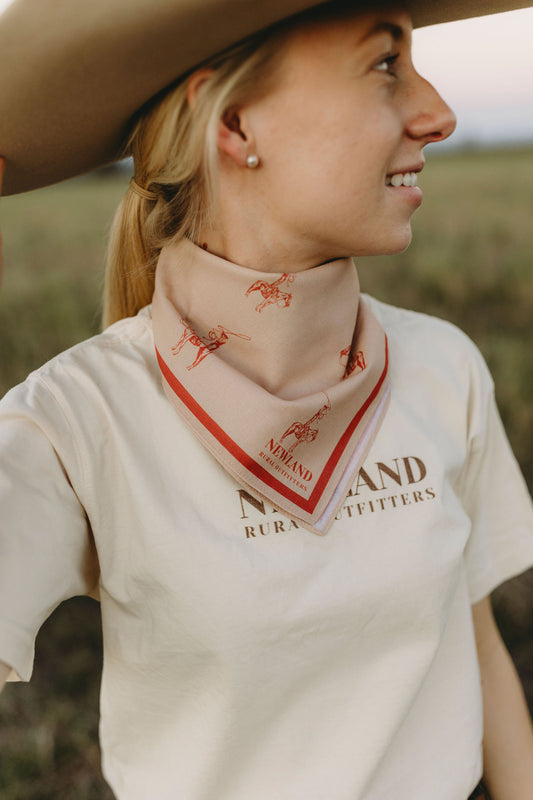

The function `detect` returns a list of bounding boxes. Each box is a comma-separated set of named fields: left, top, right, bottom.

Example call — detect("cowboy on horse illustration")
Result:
left=171, top=320, right=251, bottom=370
left=340, top=346, right=366, bottom=377
left=279, top=396, right=331, bottom=453
left=245, top=273, right=295, bottom=313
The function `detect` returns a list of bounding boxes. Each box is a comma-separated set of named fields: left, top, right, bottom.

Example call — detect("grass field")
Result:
left=0, top=147, right=532, bottom=797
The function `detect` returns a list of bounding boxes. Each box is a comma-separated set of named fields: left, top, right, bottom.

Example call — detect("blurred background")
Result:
left=0, top=4, right=532, bottom=799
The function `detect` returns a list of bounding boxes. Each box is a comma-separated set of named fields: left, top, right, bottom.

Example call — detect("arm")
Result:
left=472, top=596, right=533, bottom=799
left=0, top=156, right=4, bottom=287
left=0, top=162, right=9, bottom=690
left=0, top=659, right=11, bottom=693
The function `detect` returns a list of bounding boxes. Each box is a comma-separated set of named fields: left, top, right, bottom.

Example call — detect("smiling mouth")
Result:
left=386, top=172, right=418, bottom=187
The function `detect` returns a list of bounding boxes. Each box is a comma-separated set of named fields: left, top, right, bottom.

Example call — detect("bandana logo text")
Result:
left=262, top=438, right=313, bottom=482
left=245, top=273, right=295, bottom=312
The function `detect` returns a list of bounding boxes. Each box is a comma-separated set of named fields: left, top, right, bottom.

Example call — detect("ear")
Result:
left=217, top=108, right=252, bottom=168
left=186, top=68, right=214, bottom=109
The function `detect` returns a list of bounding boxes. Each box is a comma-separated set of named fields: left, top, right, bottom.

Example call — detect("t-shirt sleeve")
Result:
left=0, top=373, right=98, bottom=682
left=458, top=347, right=533, bottom=604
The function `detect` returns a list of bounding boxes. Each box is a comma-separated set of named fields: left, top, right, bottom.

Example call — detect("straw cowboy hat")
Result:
left=0, top=0, right=530, bottom=195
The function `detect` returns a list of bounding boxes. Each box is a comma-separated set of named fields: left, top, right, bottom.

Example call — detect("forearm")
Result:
left=472, top=597, right=533, bottom=799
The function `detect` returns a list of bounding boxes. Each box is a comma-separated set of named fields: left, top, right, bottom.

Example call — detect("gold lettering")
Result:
left=237, top=489, right=266, bottom=519
left=403, top=456, right=427, bottom=484
left=376, top=459, right=402, bottom=489
left=353, top=467, right=379, bottom=495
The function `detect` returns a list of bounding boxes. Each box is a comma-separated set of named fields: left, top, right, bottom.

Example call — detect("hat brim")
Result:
left=0, top=0, right=531, bottom=195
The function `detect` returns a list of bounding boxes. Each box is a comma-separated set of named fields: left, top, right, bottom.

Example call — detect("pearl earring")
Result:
left=246, top=154, right=259, bottom=169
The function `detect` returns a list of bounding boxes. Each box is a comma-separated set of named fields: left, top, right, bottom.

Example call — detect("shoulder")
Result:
left=363, top=296, right=497, bottom=445
left=40, top=305, right=155, bottom=379
left=365, top=294, right=479, bottom=350
left=0, top=307, right=159, bottom=420
left=364, top=294, right=492, bottom=386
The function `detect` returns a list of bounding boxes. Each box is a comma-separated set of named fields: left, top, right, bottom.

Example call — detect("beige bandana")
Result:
left=151, top=238, right=390, bottom=535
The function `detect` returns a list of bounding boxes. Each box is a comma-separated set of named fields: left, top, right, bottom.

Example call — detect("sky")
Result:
left=413, top=7, right=533, bottom=146
left=1, top=1, right=532, bottom=147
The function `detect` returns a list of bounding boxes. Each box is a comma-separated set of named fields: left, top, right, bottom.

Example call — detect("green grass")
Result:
left=0, top=600, right=113, bottom=800
left=0, top=149, right=532, bottom=797
left=0, top=170, right=128, bottom=393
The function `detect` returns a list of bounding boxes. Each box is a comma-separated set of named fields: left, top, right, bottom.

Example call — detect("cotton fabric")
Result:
left=152, top=239, right=389, bottom=534
left=1, top=298, right=533, bottom=800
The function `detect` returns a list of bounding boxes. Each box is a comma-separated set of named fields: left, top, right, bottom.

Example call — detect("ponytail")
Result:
left=103, top=190, right=155, bottom=327
left=102, top=80, right=207, bottom=327
left=102, top=19, right=292, bottom=328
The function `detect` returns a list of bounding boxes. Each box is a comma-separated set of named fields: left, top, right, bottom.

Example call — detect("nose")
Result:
left=405, top=73, right=457, bottom=145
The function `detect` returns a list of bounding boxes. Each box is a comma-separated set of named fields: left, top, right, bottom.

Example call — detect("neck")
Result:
left=154, top=238, right=360, bottom=400
left=198, top=178, right=345, bottom=274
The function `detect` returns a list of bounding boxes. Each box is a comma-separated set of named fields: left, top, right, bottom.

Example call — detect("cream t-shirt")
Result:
left=1, top=298, right=532, bottom=800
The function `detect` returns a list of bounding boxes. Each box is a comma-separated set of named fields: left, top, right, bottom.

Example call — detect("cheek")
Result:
left=326, top=120, right=398, bottom=187
left=258, top=102, right=400, bottom=221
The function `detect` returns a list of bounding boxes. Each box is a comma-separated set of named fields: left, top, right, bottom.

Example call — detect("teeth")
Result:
left=386, top=172, right=418, bottom=187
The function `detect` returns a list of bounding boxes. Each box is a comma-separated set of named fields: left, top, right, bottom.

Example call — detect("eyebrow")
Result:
left=360, top=21, right=405, bottom=43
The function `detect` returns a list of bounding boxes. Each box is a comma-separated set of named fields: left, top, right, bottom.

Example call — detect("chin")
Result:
left=354, top=229, right=413, bottom=257
left=377, top=225, right=413, bottom=255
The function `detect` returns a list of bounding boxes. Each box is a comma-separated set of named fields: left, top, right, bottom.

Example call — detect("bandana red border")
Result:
left=156, top=336, right=388, bottom=514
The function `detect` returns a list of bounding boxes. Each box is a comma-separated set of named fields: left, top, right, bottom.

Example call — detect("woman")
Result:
left=1, top=0, right=533, bottom=798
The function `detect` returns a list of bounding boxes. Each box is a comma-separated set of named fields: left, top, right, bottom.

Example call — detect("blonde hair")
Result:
left=103, top=25, right=292, bottom=327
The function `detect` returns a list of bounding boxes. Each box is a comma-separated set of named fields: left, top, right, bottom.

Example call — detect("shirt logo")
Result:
left=237, top=454, right=436, bottom=538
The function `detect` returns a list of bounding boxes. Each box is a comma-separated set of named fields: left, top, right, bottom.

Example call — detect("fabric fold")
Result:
left=152, top=238, right=390, bottom=534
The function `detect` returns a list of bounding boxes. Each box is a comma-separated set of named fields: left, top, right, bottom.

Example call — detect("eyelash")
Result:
left=375, top=53, right=400, bottom=77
